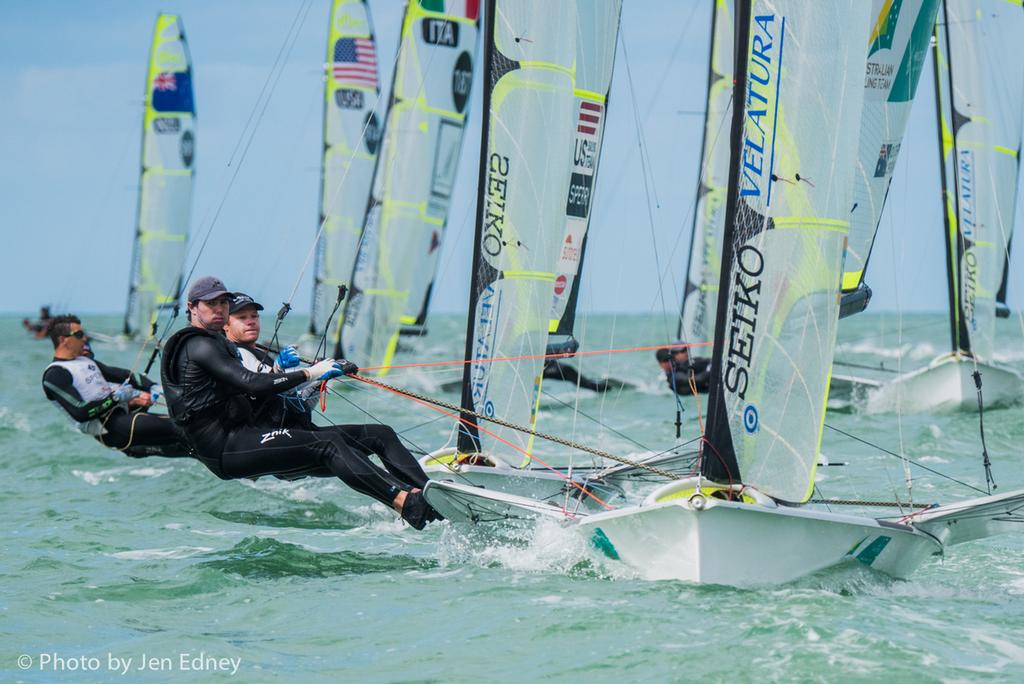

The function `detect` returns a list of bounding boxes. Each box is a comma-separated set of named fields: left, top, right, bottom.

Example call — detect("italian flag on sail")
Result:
left=420, top=0, right=479, bottom=20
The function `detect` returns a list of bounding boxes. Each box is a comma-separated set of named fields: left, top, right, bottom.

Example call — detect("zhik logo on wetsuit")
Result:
left=260, top=429, right=292, bottom=444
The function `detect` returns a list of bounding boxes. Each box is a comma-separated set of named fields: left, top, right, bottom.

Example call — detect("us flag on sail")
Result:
left=333, top=38, right=377, bottom=87
left=577, top=101, right=602, bottom=135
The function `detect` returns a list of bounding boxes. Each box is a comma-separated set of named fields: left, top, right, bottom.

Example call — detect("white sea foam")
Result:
left=109, top=546, right=213, bottom=560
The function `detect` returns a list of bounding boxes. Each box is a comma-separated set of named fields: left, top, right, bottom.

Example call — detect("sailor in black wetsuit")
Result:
left=656, top=344, right=712, bottom=395
left=41, top=315, right=191, bottom=458
left=223, top=292, right=431, bottom=492
left=542, top=359, right=627, bottom=393
left=161, top=277, right=439, bottom=529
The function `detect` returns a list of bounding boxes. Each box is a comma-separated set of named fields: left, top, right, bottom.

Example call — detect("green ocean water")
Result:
left=2, top=312, right=1023, bottom=682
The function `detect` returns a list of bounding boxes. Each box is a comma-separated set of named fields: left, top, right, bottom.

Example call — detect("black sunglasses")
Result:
left=66, top=330, right=86, bottom=339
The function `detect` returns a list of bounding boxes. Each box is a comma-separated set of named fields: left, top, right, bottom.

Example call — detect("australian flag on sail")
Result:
left=152, top=70, right=194, bottom=113
left=333, top=38, right=377, bottom=88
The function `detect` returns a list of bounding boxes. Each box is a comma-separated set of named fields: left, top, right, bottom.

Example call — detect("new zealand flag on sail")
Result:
left=152, top=70, right=195, bottom=113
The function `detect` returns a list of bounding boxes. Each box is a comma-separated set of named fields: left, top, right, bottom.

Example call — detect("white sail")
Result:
left=124, top=14, right=195, bottom=338
left=844, top=0, right=941, bottom=294
left=548, top=3, right=621, bottom=337
left=702, top=2, right=873, bottom=502
left=341, top=1, right=480, bottom=372
left=310, top=0, right=381, bottom=352
left=457, top=0, right=622, bottom=466
left=679, top=0, right=734, bottom=347
left=934, top=0, right=1024, bottom=360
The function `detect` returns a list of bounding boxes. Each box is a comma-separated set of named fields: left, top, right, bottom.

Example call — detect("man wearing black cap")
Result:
left=222, top=292, right=434, bottom=504
left=656, top=344, right=712, bottom=395
left=160, top=277, right=440, bottom=529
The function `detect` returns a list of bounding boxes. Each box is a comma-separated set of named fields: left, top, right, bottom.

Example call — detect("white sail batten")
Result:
left=934, top=0, right=1024, bottom=360
left=310, top=0, right=381, bottom=352
left=457, top=0, right=622, bottom=465
left=679, top=0, right=734, bottom=346
left=341, top=0, right=480, bottom=372
left=703, top=2, right=873, bottom=502
left=844, top=0, right=941, bottom=293
left=124, top=14, right=196, bottom=338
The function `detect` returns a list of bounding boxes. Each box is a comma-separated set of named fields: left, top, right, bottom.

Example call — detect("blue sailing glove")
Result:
left=111, top=383, right=137, bottom=403
left=149, top=384, right=164, bottom=403
left=307, top=358, right=344, bottom=381
left=276, top=345, right=301, bottom=370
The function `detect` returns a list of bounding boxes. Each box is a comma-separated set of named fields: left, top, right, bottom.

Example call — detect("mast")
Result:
left=701, top=0, right=750, bottom=485
left=932, top=1, right=967, bottom=354
left=457, top=0, right=496, bottom=455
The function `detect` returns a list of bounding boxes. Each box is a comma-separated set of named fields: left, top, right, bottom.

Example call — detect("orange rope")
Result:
left=350, top=374, right=614, bottom=512
left=359, top=341, right=711, bottom=373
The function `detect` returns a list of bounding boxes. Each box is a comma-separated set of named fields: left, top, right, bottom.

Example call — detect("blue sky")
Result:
left=2, top=1, right=1022, bottom=321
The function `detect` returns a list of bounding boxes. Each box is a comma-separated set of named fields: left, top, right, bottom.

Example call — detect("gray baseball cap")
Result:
left=187, top=276, right=232, bottom=302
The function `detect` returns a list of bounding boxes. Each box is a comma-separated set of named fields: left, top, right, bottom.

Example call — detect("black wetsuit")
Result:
left=542, top=359, right=623, bottom=393
left=237, top=346, right=428, bottom=489
left=161, top=328, right=418, bottom=506
left=665, top=357, right=712, bottom=395
left=42, top=358, right=190, bottom=458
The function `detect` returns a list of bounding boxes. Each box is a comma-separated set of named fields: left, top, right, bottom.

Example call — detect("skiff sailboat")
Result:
left=424, top=0, right=1024, bottom=586
left=123, top=14, right=196, bottom=340
left=417, top=0, right=632, bottom=505
left=842, top=0, right=1024, bottom=411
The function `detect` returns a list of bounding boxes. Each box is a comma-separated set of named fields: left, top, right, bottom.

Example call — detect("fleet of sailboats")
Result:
left=93, top=1, right=1024, bottom=587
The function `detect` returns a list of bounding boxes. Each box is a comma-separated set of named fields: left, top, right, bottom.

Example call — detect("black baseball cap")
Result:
left=229, top=292, right=264, bottom=314
left=187, top=276, right=232, bottom=302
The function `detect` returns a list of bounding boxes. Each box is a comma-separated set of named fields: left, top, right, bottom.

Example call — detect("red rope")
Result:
left=350, top=375, right=614, bottom=512
left=359, top=341, right=712, bottom=374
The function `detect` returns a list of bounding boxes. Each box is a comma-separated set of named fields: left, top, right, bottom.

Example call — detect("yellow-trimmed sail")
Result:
left=341, top=0, right=480, bottom=374
left=124, top=14, right=195, bottom=337
left=310, top=0, right=382, bottom=352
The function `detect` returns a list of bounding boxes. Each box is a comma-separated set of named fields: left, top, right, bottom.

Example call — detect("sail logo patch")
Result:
left=566, top=173, right=592, bottom=219
left=482, top=153, right=510, bottom=257
left=958, top=149, right=978, bottom=330
left=724, top=245, right=763, bottom=400
left=554, top=275, right=567, bottom=296
left=451, top=51, right=473, bottom=113
left=335, top=88, right=365, bottom=110
left=471, top=284, right=500, bottom=410
left=740, top=15, right=779, bottom=204
left=180, top=130, right=194, bottom=167
left=153, top=117, right=180, bottom=134
left=422, top=18, right=458, bottom=47
left=873, top=143, right=900, bottom=177
left=743, top=404, right=759, bottom=434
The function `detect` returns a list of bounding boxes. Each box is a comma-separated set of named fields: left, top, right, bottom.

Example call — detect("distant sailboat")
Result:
left=308, top=0, right=382, bottom=355
left=124, top=14, right=196, bottom=339
left=340, top=1, right=480, bottom=371
left=861, top=0, right=1024, bottom=412
left=426, top=0, right=1024, bottom=587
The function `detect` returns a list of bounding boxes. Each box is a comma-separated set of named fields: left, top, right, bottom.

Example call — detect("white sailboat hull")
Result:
left=865, top=353, right=1024, bottom=413
left=578, top=483, right=941, bottom=586
left=420, top=448, right=623, bottom=510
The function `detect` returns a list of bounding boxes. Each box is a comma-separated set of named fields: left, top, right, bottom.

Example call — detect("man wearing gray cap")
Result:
left=160, top=277, right=440, bottom=529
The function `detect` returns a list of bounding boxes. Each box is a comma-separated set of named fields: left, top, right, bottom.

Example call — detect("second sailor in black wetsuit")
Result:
left=223, top=292, right=430, bottom=492
left=656, top=344, right=712, bottom=395
left=160, top=277, right=439, bottom=529
left=41, top=315, right=191, bottom=458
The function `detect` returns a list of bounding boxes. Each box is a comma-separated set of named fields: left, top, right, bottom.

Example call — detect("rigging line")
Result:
left=617, top=24, right=673, bottom=344
left=316, top=385, right=433, bottom=457
left=823, top=422, right=988, bottom=495
left=350, top=373, right=683, bottom=480
left=360, top=341, right=712, bottom=373
left=137, top=0, right=317, bottom=369
left=831, top=360, right=901, bottom=374
left=540, top=388, right=651, bottom=452
left=350, top=376, right=616, bottom=510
